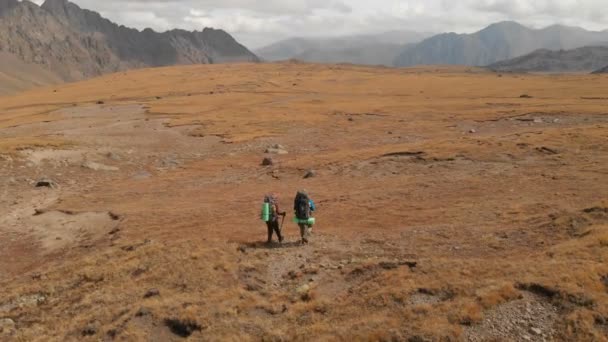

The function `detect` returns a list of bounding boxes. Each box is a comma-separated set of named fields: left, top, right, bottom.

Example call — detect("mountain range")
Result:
left=0, top=0, right=257, bottom=87
left=488, top=46, right=608, bottom=73
left=593, top=65, right=608, bottom=74
left=255, top=31, right=433, bottom=66
left=394, top=21, right=608, bottom=67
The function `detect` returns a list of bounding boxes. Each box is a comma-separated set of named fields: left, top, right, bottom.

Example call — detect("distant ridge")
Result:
left=256, top=31, right=433, bottom=66
left=488, top=46, right=608, bottom=73
left=395, top=22, right=608, bottom=67
left=592, top=65, right=608, bottom=74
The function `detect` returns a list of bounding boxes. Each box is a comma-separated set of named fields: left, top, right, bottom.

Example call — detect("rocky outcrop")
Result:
left=0, top=0, right=258, bottom=82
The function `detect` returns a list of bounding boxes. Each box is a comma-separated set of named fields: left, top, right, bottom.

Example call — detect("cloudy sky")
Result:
left=32, top=0, right=608, bottom=48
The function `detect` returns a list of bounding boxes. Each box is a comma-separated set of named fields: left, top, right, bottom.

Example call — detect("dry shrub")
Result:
left=449, top=302, right=483, bottom=326
left=477, top=283, right=521, bottom=309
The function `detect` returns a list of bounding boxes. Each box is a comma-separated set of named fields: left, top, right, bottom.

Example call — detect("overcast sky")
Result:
left=32, top=0, right=608, bottom=49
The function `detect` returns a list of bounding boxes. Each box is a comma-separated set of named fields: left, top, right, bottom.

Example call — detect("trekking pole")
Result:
left=280, top=213, right=286, bottom=230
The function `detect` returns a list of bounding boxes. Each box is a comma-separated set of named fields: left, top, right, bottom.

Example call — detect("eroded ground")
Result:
left=1, top=63, right=607, bottom=341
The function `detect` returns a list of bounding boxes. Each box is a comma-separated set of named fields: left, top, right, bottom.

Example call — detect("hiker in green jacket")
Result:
left=263, top=193, right=286, bottom=244
left=294, top=190, right=316, bottom=245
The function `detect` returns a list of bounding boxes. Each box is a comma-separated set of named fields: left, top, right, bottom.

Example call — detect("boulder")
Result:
left=35, top=178, right=58, bottom=189
left=303, top=170, right=316, bottom=179
left=261, top=157, right=274, bottom=166
left=265, top=144, right=288, bottom=155
left=0, top=318, right=15, bottom=334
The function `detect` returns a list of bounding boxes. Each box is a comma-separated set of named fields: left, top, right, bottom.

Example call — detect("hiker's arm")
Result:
left=310, top=200, right=316, bottom=212
left=275, top=203, right=286, bottom=216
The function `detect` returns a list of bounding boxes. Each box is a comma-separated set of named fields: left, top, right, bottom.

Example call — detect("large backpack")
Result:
left=294, top=192, right=311, bottom=220
left=263, top=195, right=277, bottom=221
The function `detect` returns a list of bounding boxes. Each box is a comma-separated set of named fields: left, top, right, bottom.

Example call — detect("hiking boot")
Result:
left=279, top=236, right=284, bottom=243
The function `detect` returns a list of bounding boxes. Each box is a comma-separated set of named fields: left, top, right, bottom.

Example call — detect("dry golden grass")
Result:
left=0, top=63, right=607, bottom=341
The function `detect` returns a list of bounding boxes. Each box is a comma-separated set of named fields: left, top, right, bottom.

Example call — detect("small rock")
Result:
left=530, top=328, right=542, bottom=335
left=35, top=178, right=58, bottom=189
left=261, top=157, right=274, bottom=166
left=106, top=152, right=121, bottom=161
left=348, top=117, right=354, bottom=122
left=81, top=324, right=98, bottom=336
left=520, top=94, right=533, bottom=99
left=136, top=307, right=152, bottom=317
left=96, top=100, right=104, bottom=105
left=533, top=117, right=543, bottom=124
left=296, top=284, right=312, bottom=301
left=82, top=161, right=119, bottom=171
left=303, top=170, right=316, bottom=179
left=265, top=145, right=288, bottom=155
left=132, top=171, right=152, bottom=180
left=469, top=129, right=477, bottom=134
left=522, top=335, right=531, bottom=341
left=0, top=318, right=15, bottom=333
left=553, top=118, right=560, bottom=123
left=144, top=288, right=160, bottom=298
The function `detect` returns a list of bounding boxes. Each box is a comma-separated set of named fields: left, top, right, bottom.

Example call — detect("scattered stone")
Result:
left=536, top=147, right=559, bottom=155
left=82, top=161, right=119, bottom=171
left=287, top=271, right=303, bottom=280
left=530, top=327, right=542, bottom=335
left=553, top=118, right=560, bottom=123
left=96, top=100, right=104, bottom=105
left=261, top=157, right=274, bottom=166
left=164, top=318, right=202, bottom=338
left=144, top=288, right=160, bottom=298
left=520, top=94, right=533, bottom=99
left=348, top=117, right=354, bottom=122
left=522, top=335, right=531, bottom=341
left=533, top=117, right=543, bottom=124
left=35, top=178, right=58, bottom=189
left=469, top=129, right=477, bottom=134
left=0, top=318, right=15, bottom=334
left=303, top=170, right=316, bottom=179
left=132, top=171, right=152, bottom=180
left=379, top=262, right=399, bottom=270
left=106, top=152, right=121, bottom=161
left=265, top=144, right=288, bottom=155
left=82, top=324, right=98, bottom=336
left=296, top=284, right=312, bottom=301
left=158, top=156, right=180, bottom=169
left=136, top=307, right=152, bottom=317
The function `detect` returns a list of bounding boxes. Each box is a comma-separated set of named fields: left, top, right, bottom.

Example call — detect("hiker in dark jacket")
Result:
left=264, top=193, right=286, bottom=243
left=294, top=190, right=316, bottom=244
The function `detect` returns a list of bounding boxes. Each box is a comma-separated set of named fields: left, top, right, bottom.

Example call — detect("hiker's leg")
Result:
left=303, top=224, right=311, bottom=243
left=273, top=221, right=283, bottom=242
left=299, top=224, right=305, bottom=243
left=266, top=222, right=273, bottom=242
left=300, top=224, right=309, bottom=244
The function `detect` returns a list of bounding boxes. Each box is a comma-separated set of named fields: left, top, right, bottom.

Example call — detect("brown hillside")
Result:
left=0, top=63, right=607, bottom=341
left=0, top=52, right=63, bottom=95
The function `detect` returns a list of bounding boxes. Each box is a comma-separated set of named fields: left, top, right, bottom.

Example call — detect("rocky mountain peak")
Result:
left=0, top=0, right=18, bottom=14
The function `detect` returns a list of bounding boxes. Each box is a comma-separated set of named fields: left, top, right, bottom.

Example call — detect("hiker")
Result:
left=261, top=193, right=286, bottom=243
left=294, top=190, right=316, bottom=244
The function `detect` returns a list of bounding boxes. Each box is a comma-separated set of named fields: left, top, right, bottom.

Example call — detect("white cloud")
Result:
left=31, top=0, right=608, bottom=48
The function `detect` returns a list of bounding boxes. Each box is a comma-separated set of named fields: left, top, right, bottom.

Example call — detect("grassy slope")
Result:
left=0, top=63, right=607, bottom=341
